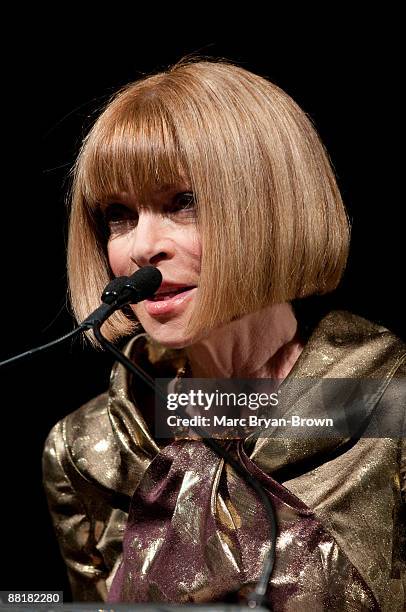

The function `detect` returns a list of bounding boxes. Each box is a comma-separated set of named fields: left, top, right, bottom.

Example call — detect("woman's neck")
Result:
left=185, top=302, right=304, bottom=380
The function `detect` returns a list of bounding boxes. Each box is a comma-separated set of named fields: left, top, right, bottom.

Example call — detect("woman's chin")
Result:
left=134, top=317, right=198, bottom=349
left=147, top=332, right=197, bottom=350
left=133, top=300, right=212, bottom=349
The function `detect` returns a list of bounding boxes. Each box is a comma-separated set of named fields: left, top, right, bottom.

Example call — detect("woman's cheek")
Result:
left=187, top=230, right=202, bottom=263
left=107, top=238, right=129, bottom=277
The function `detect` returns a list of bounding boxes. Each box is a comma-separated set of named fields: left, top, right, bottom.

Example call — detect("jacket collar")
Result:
left=106, top=309, right=405, bottom=487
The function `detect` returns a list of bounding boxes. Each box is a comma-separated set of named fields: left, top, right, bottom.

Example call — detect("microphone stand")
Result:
left=93, top=321, right=276, bottom=610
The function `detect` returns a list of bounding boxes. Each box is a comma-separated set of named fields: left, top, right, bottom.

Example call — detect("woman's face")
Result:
left=104, top=182, right=201, bottom=348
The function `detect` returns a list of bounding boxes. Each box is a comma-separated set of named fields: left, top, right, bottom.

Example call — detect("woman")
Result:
left=42, top=58, right=405, bottom=609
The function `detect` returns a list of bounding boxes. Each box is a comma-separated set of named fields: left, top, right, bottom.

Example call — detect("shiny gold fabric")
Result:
left=42, top=310, right=406, bottom=609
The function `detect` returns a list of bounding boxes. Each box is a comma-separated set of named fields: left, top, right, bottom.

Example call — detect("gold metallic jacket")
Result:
left=42, top=310, right=406, bottom=610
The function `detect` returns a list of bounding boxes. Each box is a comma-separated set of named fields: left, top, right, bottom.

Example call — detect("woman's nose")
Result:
left=129, top=211, right=174, bottom=267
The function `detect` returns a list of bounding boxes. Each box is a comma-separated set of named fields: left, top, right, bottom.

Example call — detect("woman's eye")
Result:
left=169, top=192, right=196, bottom=213
left=102, top=204, right=138, bottom=234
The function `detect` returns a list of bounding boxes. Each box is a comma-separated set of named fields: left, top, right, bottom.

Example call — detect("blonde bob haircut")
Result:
left=68, top=57, right=350, bottom=344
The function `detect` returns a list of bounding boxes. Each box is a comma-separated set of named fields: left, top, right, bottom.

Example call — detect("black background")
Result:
left=0, top=21, right=404, bottom=600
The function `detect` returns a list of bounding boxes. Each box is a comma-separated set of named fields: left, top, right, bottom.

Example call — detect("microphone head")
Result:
left=101, top=276, right=130, bottom=305
left=124, top=266, right=163, bottom=302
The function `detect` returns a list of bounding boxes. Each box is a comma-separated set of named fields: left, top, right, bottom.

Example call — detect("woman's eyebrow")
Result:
left=97, top=192, right=138, bottom=206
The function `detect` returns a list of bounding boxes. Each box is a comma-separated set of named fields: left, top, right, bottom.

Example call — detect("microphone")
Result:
left=101, top=276, right=132, bottom=304
left=0, top=267, right=163, bottom=368
left=81, top=266, right=162, bottom=328
left=112, top=266, right=163, bottom=307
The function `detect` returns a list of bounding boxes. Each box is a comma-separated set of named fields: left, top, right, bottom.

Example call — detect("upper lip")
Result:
left=153, top=282, right=197, bottom=296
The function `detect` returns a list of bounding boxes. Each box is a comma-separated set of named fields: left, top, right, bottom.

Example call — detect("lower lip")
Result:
left=143, top=287, right=197, bottom=316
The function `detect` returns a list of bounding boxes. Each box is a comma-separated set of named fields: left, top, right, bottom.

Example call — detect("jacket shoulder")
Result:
left=43, top=391, right=121, bottom=494
left=326, top=310, right=405, bottom=345
left=294, top=309, right=406, bottom=379
left=43, top=391, right=110, bottom=459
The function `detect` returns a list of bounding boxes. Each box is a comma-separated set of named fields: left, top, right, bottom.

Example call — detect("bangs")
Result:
left=76, top=94, right=189, bottom=210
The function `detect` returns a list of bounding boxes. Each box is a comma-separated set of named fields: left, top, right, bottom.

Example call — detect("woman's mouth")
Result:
left=144, top=286, right=197, bottom=316
left=148, top=286, right=194, bottom=301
